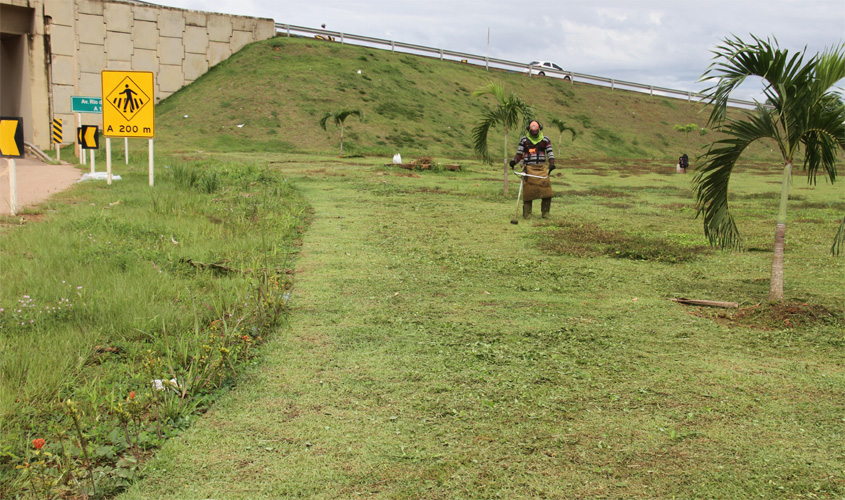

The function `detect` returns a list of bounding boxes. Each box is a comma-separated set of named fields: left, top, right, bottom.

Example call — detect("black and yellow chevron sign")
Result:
left=0, top=116, right=25, bottom=158
left=52, top=118, right=63, bottom=144
left=77, top=125, right=99, bottom=150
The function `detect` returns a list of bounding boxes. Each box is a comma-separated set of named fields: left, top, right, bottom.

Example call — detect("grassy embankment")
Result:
left=155, top=36, right=778, bottom=162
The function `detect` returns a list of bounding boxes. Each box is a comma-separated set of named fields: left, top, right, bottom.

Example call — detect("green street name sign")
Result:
left=71, top=96, right=103, bottom=113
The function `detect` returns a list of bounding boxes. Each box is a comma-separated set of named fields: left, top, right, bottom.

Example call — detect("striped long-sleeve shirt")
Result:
left=513, top=135, right=555, bottom=166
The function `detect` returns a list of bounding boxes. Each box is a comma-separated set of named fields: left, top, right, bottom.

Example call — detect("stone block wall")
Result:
left=42, top=0, right=275, bottom=140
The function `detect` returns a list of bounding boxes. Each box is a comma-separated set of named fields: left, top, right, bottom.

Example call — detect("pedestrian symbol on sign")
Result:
left=105, top=76, right=149, bottom=121
left=119, top=85, right=140, bottom=113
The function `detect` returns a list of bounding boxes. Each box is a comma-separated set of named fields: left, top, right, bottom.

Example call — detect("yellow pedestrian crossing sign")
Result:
left=101, top=71, right=155, bottom=138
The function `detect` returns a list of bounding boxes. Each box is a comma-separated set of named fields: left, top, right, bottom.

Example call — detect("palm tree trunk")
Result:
left=503, top=129, right=509, bottom=196
left=340, top=124, right=344, bottom=155
left=768, top=162, right=792, bottom=302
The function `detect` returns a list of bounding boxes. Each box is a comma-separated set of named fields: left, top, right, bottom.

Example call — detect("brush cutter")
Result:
left=510, top=171, right=549, bottom=225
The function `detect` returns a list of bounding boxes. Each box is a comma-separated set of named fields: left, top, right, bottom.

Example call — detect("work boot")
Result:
left=541, top=198, right=551, bottom=218
left=523, top=201, right=532, bottom=218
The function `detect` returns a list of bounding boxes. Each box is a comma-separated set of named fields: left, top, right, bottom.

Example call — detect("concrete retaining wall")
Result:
left=2, top=0, right=275, bottom=148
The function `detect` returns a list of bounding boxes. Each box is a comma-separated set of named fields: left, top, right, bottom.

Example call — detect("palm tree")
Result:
left=471, top=83, right=534, bottom=195
left=694, top=35, right=845, bottom=302
left=550, top=118, right=578, bottom=145
left=319, top=109, right=362, bottom=155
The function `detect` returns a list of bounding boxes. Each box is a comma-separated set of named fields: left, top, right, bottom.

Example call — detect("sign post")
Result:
left=149, top=139, right=154, bottom=186
left=8, top=158, right=17, bottom=215
left=102, top=71, right=155, bottom=185
left=77, top=113, right=84, bottom=164
left=106, top=138, right=112, bottom=185
left=0, top=117, right=24, bottom=215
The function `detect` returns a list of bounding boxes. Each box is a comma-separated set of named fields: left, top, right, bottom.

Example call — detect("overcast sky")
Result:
left=159, top=0, right=844, bottom=101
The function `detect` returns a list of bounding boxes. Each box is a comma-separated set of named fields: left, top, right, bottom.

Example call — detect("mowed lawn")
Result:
left=115, top=154, right=843, bottom=500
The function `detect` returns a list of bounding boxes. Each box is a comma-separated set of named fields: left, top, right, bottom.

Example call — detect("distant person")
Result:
left=678, top=153, right=689, bottom=173
left=509, top=120, right=556, bottom=218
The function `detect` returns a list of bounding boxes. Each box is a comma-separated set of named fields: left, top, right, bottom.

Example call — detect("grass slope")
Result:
left=155, top=36, right=777, bottom=162
left=119, top=155, right=843, bottom=499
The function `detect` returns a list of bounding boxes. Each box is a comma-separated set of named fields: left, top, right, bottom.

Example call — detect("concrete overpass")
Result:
left=0, top=0, right=275, bottom=150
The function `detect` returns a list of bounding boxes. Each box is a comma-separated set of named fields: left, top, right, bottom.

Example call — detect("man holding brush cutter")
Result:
left=509, top=120, right=556, bottom=223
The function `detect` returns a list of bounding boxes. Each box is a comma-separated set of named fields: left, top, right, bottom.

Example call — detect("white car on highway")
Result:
left=527, top=61, right=572, bottom=81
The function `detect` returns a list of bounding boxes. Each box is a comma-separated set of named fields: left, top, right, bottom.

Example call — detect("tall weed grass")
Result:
left=0, top=156, right=308, bottom=497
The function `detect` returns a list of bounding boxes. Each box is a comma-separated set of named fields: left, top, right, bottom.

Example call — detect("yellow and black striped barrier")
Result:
left=52, top=118, right=63, bottom=144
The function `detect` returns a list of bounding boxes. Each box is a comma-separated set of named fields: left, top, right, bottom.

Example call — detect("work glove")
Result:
left=509, top=160, right=516, bottom=169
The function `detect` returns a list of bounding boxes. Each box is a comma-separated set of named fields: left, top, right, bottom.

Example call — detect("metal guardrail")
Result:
left=275, top=23, right=760, bottom=109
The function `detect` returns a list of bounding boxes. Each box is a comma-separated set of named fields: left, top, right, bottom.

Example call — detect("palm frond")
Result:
left=700, top=35, right=808, bottom=127
left=318, top=112, right=332, bottom=130
left=471, top=82, right=506, bottom=101
left=550, top=118, right=577, bottom=141
left=334, top=109, right=362, bottom=126
left=810, top=43, right=845, bottom=100
left=694, top=111, right=779, bottom=249
left=472, top=109, right=499, bottom=164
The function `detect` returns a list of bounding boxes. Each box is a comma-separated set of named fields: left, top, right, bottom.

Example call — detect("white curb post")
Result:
left=8, top=159, right=17, bottom=216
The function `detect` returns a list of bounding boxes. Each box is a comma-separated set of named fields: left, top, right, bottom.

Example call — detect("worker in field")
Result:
left=678, top=153, right=689, bottom=173
left=509, top=120, right=556, bottom=218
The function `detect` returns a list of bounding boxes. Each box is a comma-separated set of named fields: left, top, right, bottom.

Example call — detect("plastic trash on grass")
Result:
left=151, top=378, right=181, bottom=392
left=77, top=172, right=122, bottom=182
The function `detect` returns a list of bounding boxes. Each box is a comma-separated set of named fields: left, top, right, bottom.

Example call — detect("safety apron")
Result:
left=522, top=163, right=553, bottom=201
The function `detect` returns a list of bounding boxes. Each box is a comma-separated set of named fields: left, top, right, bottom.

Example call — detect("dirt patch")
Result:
left=404, top=186, right=469, bottom=197
left=796, top=200, right=845, bottom=211
left=0, top=212, right=46, bottom=228
left=537, top=220, right=710, bottom=262
left=562, top=187, right=632, bottom=199
left=694, top=302, right=841, bottom=330
left=660, top=203, right=693, bottom=210
left=599, top=202, right=635, bottom=209
left=563, top=159, right=680, bottom=177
